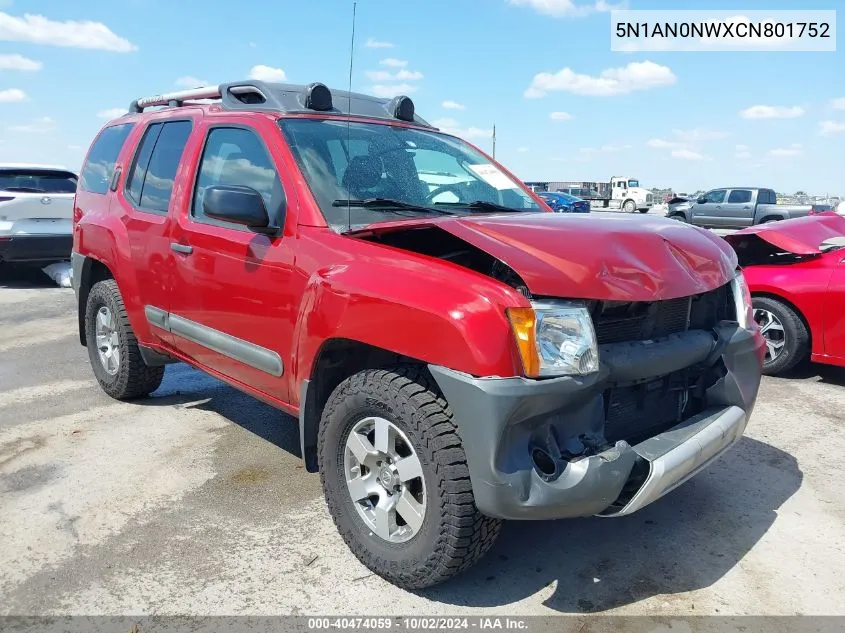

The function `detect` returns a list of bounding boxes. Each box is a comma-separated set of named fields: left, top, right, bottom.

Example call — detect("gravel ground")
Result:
left=1, top=263, right=844, bottom=616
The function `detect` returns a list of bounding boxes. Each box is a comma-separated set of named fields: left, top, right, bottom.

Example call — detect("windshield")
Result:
left=279, top=119, right=542, bottom=231
left=628, top=179, right=640, bottom=188
left=0, top=169, right=77, bottom=193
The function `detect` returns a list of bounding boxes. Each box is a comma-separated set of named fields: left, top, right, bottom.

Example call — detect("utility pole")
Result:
left=492, top=124, right=496, bottom=159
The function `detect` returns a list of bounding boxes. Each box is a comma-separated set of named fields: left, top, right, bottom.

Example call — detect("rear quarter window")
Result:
left=79, top=123, right=135, bottom=195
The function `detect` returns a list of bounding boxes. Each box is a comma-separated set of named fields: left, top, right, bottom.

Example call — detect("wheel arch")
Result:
left=77, top=256, right=115, bottom=346
left=298, top=338, right=430, bottom=472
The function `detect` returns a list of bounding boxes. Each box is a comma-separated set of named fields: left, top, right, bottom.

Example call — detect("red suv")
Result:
left=71, top=80, right=765, bottom=589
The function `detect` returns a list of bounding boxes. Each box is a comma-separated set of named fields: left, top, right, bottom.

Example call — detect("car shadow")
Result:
left=774, top=362, right=845, bottom=386
left=0, top=263, right=58, bottom=288
left=142, top=363, right=302, bottom=458
left=420, top=436, right=802, bottom=612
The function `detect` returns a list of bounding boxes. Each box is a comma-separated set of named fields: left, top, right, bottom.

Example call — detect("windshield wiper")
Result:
left=332, top=198, right=455, bottom=215
left=433, top=200, right=526, bottom=213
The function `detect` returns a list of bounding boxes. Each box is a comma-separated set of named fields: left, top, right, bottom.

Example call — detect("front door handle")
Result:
left=170, top=242, right=193, bottom=255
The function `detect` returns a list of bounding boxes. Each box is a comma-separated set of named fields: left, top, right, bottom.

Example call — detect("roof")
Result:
left=128, top=80, right=435, bottom=128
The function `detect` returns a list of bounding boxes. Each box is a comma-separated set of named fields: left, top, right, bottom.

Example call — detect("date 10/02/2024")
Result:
left=307, top=617, right=529, bottom=630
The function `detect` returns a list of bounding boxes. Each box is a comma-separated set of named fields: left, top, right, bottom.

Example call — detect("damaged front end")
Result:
left=428, top=277, right=764, bottom=520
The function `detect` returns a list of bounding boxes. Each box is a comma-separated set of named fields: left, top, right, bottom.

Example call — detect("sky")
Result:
left=0, top=0, right=842, bottom=195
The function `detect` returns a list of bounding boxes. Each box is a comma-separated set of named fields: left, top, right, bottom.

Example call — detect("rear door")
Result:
left=690, top=189, right=727, bottom=227
left=0, top=167, right=77, bottom=237
left=111, top=115, right=197, bottom=346
left=721, top=188, right=755, bottom=228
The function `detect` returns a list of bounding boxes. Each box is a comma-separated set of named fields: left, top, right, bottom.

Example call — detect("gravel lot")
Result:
left=1, top=263, right=844, bottom=617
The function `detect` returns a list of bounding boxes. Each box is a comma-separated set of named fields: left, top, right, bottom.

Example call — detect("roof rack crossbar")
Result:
left=129, top=86, right=223, bottom=113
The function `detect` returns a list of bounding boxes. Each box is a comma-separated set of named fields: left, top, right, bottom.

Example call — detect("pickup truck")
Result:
left=71, top=79, right=765, bottom=590
left=667, top=187, right=812, bottom=229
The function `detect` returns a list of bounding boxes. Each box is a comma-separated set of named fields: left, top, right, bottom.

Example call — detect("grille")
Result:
left=593, top=283, right=733, bottom=345
left=604, top=371, right=695, bottom=444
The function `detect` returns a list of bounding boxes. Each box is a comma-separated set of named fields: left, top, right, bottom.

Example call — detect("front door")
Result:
left=166, top=120, right=298, bottom=403
left=690, top=189, right=727, bottom=227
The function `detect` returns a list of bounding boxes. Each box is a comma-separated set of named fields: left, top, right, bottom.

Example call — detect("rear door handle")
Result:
left=170, top=242, right=193, bottom=255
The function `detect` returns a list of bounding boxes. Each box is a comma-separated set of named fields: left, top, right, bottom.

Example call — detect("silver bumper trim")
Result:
left=600, top=405, right=747, bottom=517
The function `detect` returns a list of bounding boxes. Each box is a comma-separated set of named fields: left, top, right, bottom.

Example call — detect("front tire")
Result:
left=623, top=199, right=636, bottom=212
left=85, top=279, right=164, bottom=399
left=318, top=366, right=501, bottom=589
left=752, top=296, right=809, bottom=376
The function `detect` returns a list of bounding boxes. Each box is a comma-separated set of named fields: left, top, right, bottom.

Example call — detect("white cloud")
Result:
left=379, top=58, right=407, bottom=68
left=248, top=65, right=286, bottom=82
left=370, top=83, right=419, bottom=98
left=647, top=138, right=680, bottom=149
left=831, top=98, right=845, bottom=110
left=672, top=127, right=728, bottom=142
left=8, top=116, right=54, bottom=133
left=672, top=148, right=705, bottom=160
left=508, top=0, right=622, bottom=18
left=549, top=111, right=572, bottom=121
left=525, top=60, right=675, bottom=98
left=431, top=118, right=492, bottom=140
left=0, top=53, right=41, bottom=71
left=0, top=87, right=26, bottom=102
left=820, top=120, right=845, bottom=137
left=735, top=144, right=749, bottom=151
left=442, top=100, right=466, bottom=110
left=365, top=38, right=394, bottom=49
left=175, top=75, right=209, bottom=88
left=739, top=105, right=805, bottom=119
left=736, top=151, right=752, bottom=160
left=365, top=69, right=422, bottom=82
left=768, top=146, right=802, bottom=157
left=0, top=11, right=136, bottom=52
left=97, top=108, right=125, bottom=119
left=517, top=147, right=529, bottom=153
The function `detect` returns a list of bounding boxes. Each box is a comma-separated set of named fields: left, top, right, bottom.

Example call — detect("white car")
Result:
left=0, top=163, right=77, bottom=264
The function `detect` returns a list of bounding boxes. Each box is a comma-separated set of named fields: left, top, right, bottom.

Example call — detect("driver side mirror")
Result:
left=203, top=185, right=279, bottom=235
left=696, top=196, right=707, bottom=204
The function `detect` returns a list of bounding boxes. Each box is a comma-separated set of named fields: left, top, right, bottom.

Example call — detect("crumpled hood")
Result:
left=724, top=212, right=845, bottom=255
left=359, top=212, right=737, bottom=301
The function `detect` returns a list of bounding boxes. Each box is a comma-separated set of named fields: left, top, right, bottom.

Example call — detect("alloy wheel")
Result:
left=344, top=416, right=426, bottom=543
left=754, top=308, right=786, bottom=363
left=95, top=306, right=120, bottom=376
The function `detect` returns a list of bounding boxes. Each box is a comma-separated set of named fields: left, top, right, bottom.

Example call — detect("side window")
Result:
left=192, top=127, right=282, bottom=223
left=125, top=120, right=192, bottom=213
left=126, top=123, right=162, bottom=205
left=79, top=123, right=135, bottom=194
left=727, top=189, right=752, bottom=204
left=704, top=189, right=726, bottom=204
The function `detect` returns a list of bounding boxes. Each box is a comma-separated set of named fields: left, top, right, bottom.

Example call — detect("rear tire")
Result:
left=752, top=296, right=809, bottom=376
left=318, top=366, right=501, bottom=589
left=85, top=279, right=165, bottom=399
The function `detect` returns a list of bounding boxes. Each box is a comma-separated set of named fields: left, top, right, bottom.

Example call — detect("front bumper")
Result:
left=0, top=234, right=72, bottom=263
left=428, top=323, right=764, bottom=520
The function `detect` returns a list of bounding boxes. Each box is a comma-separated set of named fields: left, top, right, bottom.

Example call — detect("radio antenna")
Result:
left=345, top=0, right=357, bottom=234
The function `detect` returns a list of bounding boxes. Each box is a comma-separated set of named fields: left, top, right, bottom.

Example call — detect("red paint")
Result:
left=73, top=103, right=743, bottom=412
left=726, top=214, right=845, bottom=368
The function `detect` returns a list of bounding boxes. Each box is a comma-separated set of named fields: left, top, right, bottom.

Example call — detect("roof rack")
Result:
left=128, top=80, right=434, bottom=128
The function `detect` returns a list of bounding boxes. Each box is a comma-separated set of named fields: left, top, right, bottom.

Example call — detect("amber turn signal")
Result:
left=506, top=307, right=541, bottom=377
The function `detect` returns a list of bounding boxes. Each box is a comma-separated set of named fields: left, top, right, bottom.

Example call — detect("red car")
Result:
left=725, top=213, right=845, bottom=375
left=70, top=79, right=764, bottom=589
